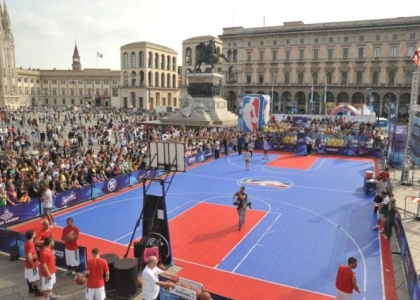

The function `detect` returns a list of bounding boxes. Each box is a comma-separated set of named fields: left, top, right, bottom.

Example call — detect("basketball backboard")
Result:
left=149, top=142, right=185, bottom=172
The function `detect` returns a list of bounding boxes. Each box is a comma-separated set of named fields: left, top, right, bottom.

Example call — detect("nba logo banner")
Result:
left=241, top=94, right=271, bottom=132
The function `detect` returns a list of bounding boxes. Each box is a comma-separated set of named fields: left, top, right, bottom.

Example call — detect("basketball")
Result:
left=137, top=278, right=142, bottom=288
left=194, top=288, right=202, bottom=299
left=67, top=233, right=75, bottom=242
left=75, top=274, right=86, bottom=285
left=200, top=292, right=212, bottom=300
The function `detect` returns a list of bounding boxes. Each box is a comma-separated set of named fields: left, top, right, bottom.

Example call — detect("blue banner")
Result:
left=129, top=170, right=157, bottom=186
left=92, top=174, right=130, bottom=198
left=185, top=150, right=215, bottom=168
left=388, top=125, right=407, bottom=167
left=0, top=198, right=41, bottom=227
left=292, top=116, right=308, bottom=128
left=53, top=185, right=92, bottom=209
left=295, top=132, right=307, bottom=156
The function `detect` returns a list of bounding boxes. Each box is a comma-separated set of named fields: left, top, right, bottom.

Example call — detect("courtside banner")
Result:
left=294, top=132, right=307, bottom=156
left=185, top=150, right=215, bottom=167
left=319, top=146, right=382, bottom=158
left=53, top=185, right=91, bottom=210
left=0, top=199, right=41, bottom=227
left=129, top=170, right=157, bottom=186
left=54, top=241, right=87, bottom=272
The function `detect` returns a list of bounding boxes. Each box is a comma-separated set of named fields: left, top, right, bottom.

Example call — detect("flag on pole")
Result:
left=412, top=46, right=420, bottom=66
left=323, top=79, right=327, bottom=103
left=97, top=52, right=103, bottom=58
left=310, top=79, right=314, bottom=103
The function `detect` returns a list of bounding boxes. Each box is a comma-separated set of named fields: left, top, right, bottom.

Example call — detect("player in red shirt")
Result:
left=84, top=248, right=109, bottom=300
left=24, top=229, right=44, bottom=297
left=61, top=217, right=80, bottom=280
left=35, top=220, right=54, bottom=250
left=40, top=237, right=60, bottom=300
left=335, top=257, right=360, bottom=299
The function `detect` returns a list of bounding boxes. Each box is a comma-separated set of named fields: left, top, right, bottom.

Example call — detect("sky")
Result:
left=6, top=0, right=420, bottom=71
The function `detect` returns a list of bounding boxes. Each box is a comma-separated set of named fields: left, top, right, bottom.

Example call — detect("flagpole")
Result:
left=310, top=78, right=314, bottom=116
left=324, top=75, right=327, bottom=116
left=97, top=52, right=98, bottom=69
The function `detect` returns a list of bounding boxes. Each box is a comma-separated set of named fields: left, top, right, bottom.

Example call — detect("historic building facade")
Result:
left=214, top=16, right=420, bottom=118
left=119, top=42, right=179, bottom=110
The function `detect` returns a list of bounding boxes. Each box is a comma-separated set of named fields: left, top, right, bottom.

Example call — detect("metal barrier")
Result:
left=400, top=195, right=420, bottom=219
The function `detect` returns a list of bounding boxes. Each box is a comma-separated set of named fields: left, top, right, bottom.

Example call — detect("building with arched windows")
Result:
left=213, top=16, right=420, bottom=118
left=120, top=42, right=179, bottom=109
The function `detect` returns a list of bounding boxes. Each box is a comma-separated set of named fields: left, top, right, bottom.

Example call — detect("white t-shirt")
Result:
left=141, top=266, right=162, bottom=300
left=42, top=189, right=53, bottom=209
left=377, top=180, right=388, bottom=193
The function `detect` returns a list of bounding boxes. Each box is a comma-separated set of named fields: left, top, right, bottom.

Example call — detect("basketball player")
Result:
left=35, top=220, right=54, bottom=250
left=335, top=257, right=361, bottom=299
left=84, top=248, right=109, bottom=300
left=24, top=229, right=44, bottom=296
left=233, top=186, right=251, bottom=230
left=61, top=217, right=80, bottom=280
left=40, top=237, right=60, bottom=300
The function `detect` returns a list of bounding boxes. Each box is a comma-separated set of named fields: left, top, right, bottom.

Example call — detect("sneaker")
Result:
left=49, top=295, right=61, bottom=300
left=372, top=225, right=379, bottom=230
left=34, top=291, right=44, bottom=297
left=61, top=270, right=72, bottom=276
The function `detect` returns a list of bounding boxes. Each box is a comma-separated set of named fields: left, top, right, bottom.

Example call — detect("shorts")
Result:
left=41, top=273, right=56, bottom=291
left=24, top=267, right=40, bottom=282
left=43, top=207, right=52, bottom=216
left=65, top=248, right=80, bottom=267
left=377, top=213, right=387, bottom=222
left=85, top=286, right=106, bottom=300
left=336, top=289, right=353, bottom=300
left=263, top=149, right=268, bottom=154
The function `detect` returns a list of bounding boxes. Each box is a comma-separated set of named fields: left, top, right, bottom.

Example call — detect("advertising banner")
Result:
left=54, top=240, right=87, bottom=272
left=241, top=94, right=271, bottom=132
left=389, top=125, right=407, bottom=167
left=409, top=117, right=420, bottom=167
left=0, top=199, right=41, bottom=227
left=295, top=132, right=307, bottom=156
left=292, top=116, right=308, bottom=129
left=53, top=185, right=92, bottom=210
left=92, top=174, right=130, bottom=198
left=184, top=150, right=215, bottom=168
left=389, top=102, right=397, bottom=125
left=129, top=170, right=157, bottom=186
left=318, top=146, right=382, bottom=158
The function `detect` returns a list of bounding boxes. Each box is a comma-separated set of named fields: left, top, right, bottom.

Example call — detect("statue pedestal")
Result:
left=160, top=73, right=238, bottom=127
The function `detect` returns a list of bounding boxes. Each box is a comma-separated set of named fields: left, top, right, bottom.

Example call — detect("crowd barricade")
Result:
left=0, top=169, right=157, bottom=228
left=0, top=227, right=87, bottom=272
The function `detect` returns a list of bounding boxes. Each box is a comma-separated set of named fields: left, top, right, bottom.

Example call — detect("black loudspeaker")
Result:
left=9, top=246, right=18, bottom=261
left=133, top=242, right=145, bottom=259
left=114, top=258, right=138, bottom=298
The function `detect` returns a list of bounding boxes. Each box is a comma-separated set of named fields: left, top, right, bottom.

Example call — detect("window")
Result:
left=71, top=99, right=75, bottom=105
left=410, top=33, right=416, bottom=39
left=260, top=41, right=264, bottom=46
left=104, top=89, right=109, bottom=96
left=356, top=72, right=363, bottom=84
left=357, top=47, right=364, bottom=58
left=376, top=35, right=381, bottom=41
left=52, top=88, right=57, bottom=95
left=359, top=36, right=364, bottom=42
left=233, top=42, right=237, bottom=46
left=62, top=99, right=66, bottom=105
left=248, top=41, right=251, bottom=46
left=228, top=73, right=237, bottom=82
left=54, top=99, right=57, bottom=105
left=24, top=78, right=28, bottom=82
left=70, top=88, right=74, bottom=96
left=43, top=79, right=48, bottom=84
left=327, top=49, right=333, bottom=60
left=155, top=53, right=159, bottom=68
left=79, top=89, right=83, bottom=96
left=45, top=99, right=48, bottom=105
left=25, top=88, right=28, bottom=95
left=374, top=47, right=381, bottom=58
left=247, top=52, right=251, bottom=62
left=298, top=72, right=304, bottom=84
left=112, top=80, right=118, bottom=85
left=104, top=80, right=109, bottom=84
left=343, top=36, right=349, bottom=42
left=299, top=49, right=304, bottom=60
left=313, top=49, right=319, bottom=60
left=273, top=40, right=277, bottom=45
left=80, top=99, right=83, bottom=105
left=390, top=46, right=397, bottom=57
left=314, top=37, right=319, bottom=43
left=123, top=53, right=128, bottom=68
left=329, top=37, right=333, bottom=43
left=228, top=43, right=231, bottom=47
left=36, top=79, right=40, bottom=83
left=95, top=80, right=100, bottom=84
left=272, top=50, right=277, bottom=60
left=246, top=74, right=251, bottom=83
left=372, top=72, right=379, bottom=85
left=326, top=72, right=332, bottom=84
left=37, top=88, right=40, bottom=95
left=392, top=34, right=398, bottom=40
left=233, top=50, right=237, bottom=62
left=52, top=79, right=57, bottom=84
left=18, top=78, right=21, bottom=82
left=285, top=50, right=291, bottom=61
left=284, top=73, right=290, bottom=84
left=61, top=79, right=65, bottom=84
left=341, top=72, right=347, bottom=85
left=227, top=50, right=232, bottom=61
left=31, top=88, right=34, bottom=95
left=286, top=39, right=290, bottom=45
left=342, top=48, right=349, bottom=59
left=78, top=79, right=83, bottom=84
left=139, top=51, right=145, bottom=67
left=408, top=46, right=415, bottom=58
left=61, top=89, right=65, bottom=96
left=87, top=80, right=92, bottom=84
left=405, top=72, right=412, bottom=84
left=388, top=71, right=395, bottom=84
left=259, top=51, right=264, bottom=60
left=258, top=74, right=264, bottom=83
left=300, top=38, right=304, bottom=44
left=312, top=73, right=318, bottom=85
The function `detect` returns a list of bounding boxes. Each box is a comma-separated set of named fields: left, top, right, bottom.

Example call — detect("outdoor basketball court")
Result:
left=12, top=152, right=395, bottom=299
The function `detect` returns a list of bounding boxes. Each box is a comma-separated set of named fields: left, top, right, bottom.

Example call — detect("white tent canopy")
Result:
left=357, top=104, right=376, bottom=117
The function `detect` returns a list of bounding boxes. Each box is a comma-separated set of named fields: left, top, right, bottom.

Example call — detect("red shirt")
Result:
left=86, top=257, right=109, bottom=288
left=335, top=265, right=355, bottom=293
left=40, top=247, right=56, bottom=277
left=24, top=240, right=39, bottom=269
left=376, top=171, right=390, bottom=181
left=35, top=229, right=54, bottom=250
left=62, top=225, right=79, bottom=250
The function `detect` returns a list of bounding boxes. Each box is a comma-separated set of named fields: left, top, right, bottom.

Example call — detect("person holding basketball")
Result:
left=233, top=186, right=251, bottom=231
left=24, top=229, right=44, bottom=297
left=61, top=217, right=80, bottom=280
left=84, top=248, right=109, bottom=300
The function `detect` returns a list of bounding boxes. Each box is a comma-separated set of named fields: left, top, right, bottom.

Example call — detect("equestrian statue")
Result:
left=194, top=39, right=229, bottom=73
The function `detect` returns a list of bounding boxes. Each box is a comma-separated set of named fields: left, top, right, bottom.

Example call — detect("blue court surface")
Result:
left=54, top=152, right=385, bottom=299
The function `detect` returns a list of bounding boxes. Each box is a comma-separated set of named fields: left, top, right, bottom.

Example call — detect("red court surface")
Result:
left=267, top=152, right=318, bottom=169
left=170, top=202, right=266, bottom=267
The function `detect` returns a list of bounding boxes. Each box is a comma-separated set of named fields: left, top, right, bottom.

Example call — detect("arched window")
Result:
left=284, top=73, right=290, bottom=84
left=148, top=71, right=153, bottom=87
left=155, top=53, right=159, bottom=69
left=123, top=71, right=128, bottom=86
left=161, top=54, right=165, bottom=69
left=161, top=73, right=165, bottom=87
left=123, top=53, right=128, bottom=68
left=130, top=52, right=136, bottom=68
left=233, top=50, right=238, bottom=62
left=186, top=48, right=192, bottom=66
left=139, top=51, right=144, bottom=67
left=298, top=72, right=304, bottom=84
left=227, top=50, right=232, bottom=61
left=326, top=72, right=332, bottom=84
left=172, top=74, right=176, bottom=88
left=167, top=56, right=171, bottom=70
left=148, top=52, right=153, bottom=67
left=139, top=71, right=145, bottom=86
left=312, top=72, right=318, bottom=85
left=167, top=74, right=171, bottom=88
left=341, top=72, right=347, bottom=85
left=155, top=72, right=159, bottom=87
left=356, top=72, right=363, bottom=85
left=372, top=72, right=379, bottom=85
left=388, top=71, right=395, bottom=84
left=405, top=72, right=412, bottom=85
left=172, top=58, right=176, bottom=71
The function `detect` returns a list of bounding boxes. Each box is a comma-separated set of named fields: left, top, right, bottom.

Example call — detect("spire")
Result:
left=73, top=41, right=80, bottom=57
left=2, top=0, right=10, bottom=32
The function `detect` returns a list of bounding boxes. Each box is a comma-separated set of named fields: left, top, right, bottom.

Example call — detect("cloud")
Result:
left=13, top=11, right=64, bottom=40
